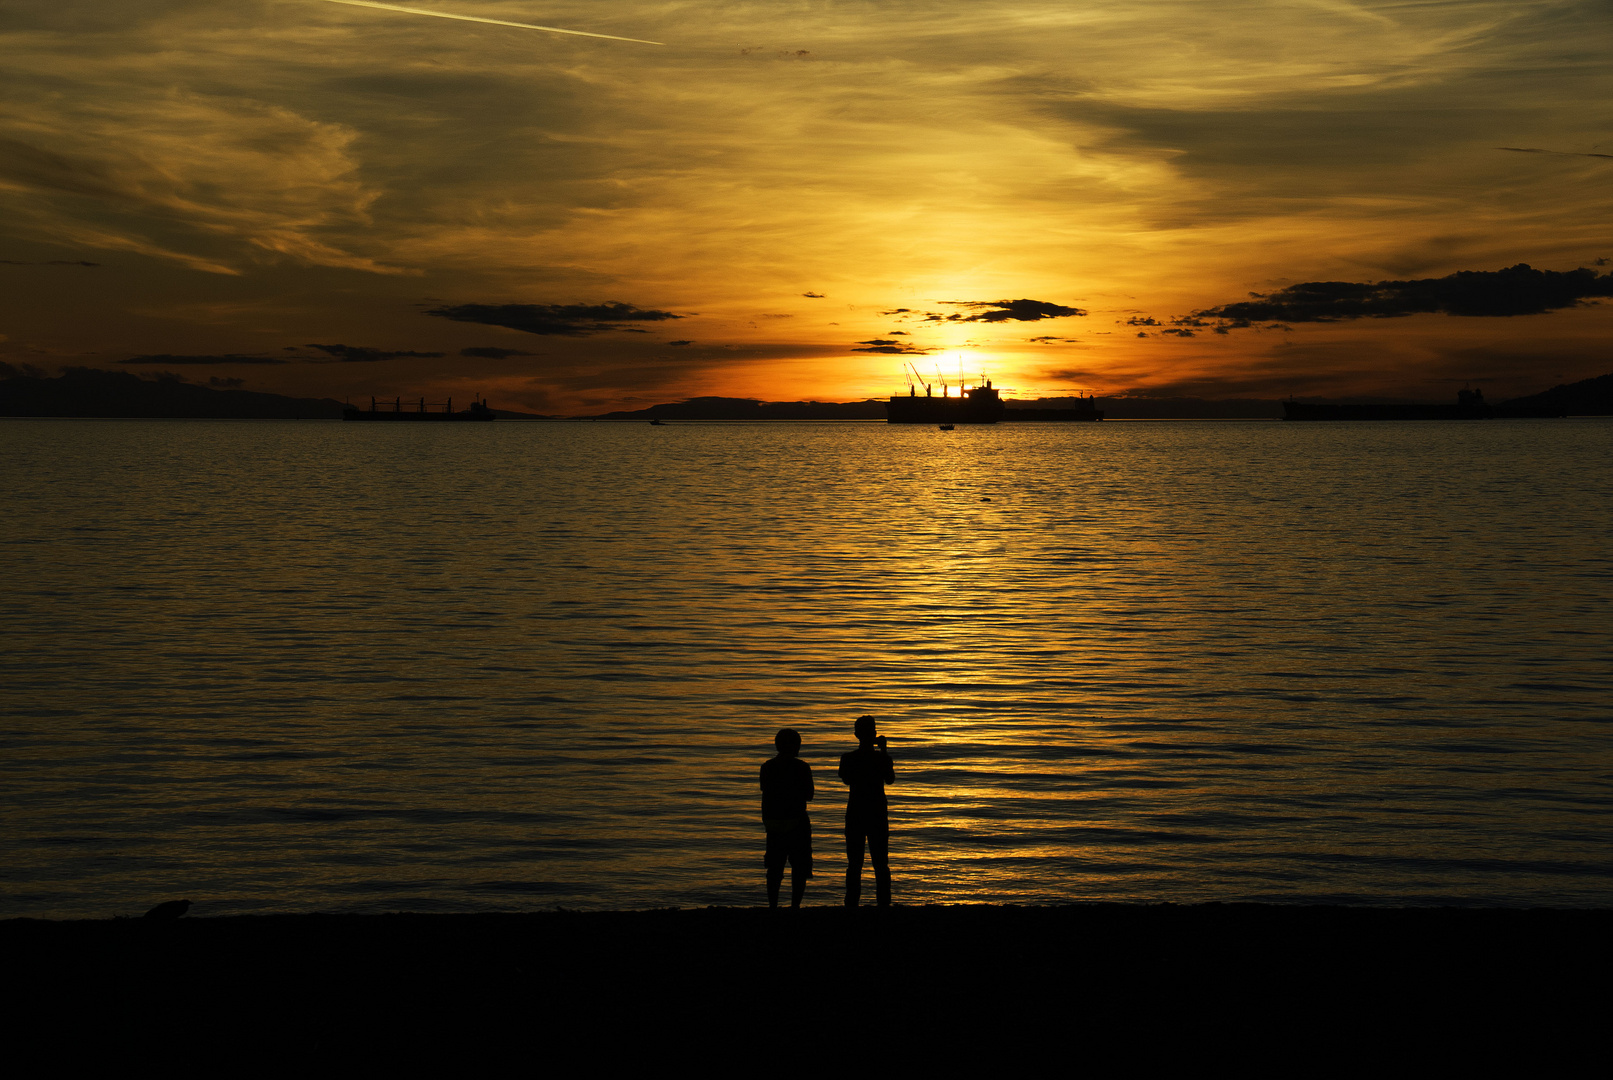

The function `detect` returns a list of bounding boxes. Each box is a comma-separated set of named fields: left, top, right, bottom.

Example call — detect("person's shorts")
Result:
left=844, top=813, right=889, bottom=843
left=763, top=814, right=813, bottom=876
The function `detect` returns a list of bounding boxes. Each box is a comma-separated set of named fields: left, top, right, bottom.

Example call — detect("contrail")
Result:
left=316, top=0, right=662, bottom=45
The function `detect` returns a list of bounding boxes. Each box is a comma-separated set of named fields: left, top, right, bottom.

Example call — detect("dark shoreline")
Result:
left=12, top=903, right=1609, bottom=981
left=10, top=367, right=1613, bottom=420
left=9, top=904, right=1608, bottom=1056
left=13, top=902, right=1610, bottom=957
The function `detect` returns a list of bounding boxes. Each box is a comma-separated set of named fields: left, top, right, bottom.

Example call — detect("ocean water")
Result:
left=3, top=417, right=1611, bottom=917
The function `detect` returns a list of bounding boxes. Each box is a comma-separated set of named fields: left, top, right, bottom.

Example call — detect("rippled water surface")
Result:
left=4, top=417, right=1611, bottom=916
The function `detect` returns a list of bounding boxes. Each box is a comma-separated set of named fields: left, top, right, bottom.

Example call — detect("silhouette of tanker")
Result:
left=887, top=374, right=1102, bottom=423
left=343, top=396, right=494, bottom=421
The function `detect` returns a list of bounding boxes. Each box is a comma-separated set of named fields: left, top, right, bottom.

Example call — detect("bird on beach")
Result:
left=143, top=899, right=192, bottom=920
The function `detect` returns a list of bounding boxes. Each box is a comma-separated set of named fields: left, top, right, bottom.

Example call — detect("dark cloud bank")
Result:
left=1196, top=263, right=1613, bottom=325
left=882, top=299, right=1086, bottom=324
left=863, top=298, right=1087, bottom=349
left=854, top=339, right=928, bottom=354
left=425, top=302, right=682, bottom=336
left=946, top=299, right=1086, bottom=322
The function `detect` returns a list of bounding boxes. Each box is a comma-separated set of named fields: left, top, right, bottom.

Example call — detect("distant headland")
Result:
left=0, top=367, right=346, bottom=420
left=0, top=368, right=549, bottom=421
left=3, top=365, right=1611, bottom=421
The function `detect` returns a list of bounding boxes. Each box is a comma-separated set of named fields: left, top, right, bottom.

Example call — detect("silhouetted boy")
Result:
left=839, top=715, right=894, bottom=907
left=761, top=728, right=815, bottom=909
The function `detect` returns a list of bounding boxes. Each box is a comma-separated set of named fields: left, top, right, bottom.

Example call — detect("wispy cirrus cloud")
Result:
left=460, top=346, right=536, bottom=358
left=1499, top=147, right=1613, bottom=161
left=304, top=343, right=445, bottom=362
left=0, top=89, right=408, bottom=275
left=316, top=0, right=663, bottom=45
left=119, top=353, right=288, bottom=365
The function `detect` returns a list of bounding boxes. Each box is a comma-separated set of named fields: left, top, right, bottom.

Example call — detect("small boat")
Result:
left=649, top=419, right=666, bottom=426
left=938, top=424, right=954, bottom=430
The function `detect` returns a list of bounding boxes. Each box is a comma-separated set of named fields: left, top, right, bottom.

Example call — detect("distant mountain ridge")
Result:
left=1014, top=396, right=1283, bottom=419
left=591, top=397, right=888, bottom=420
left=1, top=368, right=344, bottom=419
left=593, top=395, right=1289, bottom=419
left=1492, top=371, right=1613, bottom=417
left=4, top=366, right=1610, bottom=420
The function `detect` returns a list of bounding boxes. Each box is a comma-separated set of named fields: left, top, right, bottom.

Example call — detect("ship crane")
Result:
left=906, top=361, right=932, bottom=397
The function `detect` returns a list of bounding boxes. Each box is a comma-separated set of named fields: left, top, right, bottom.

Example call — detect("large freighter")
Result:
left=885, top=379, right=1104, bottom=423
left=343, top=395, right=494, bottom=421
left=886, top=381, right=1006, bottom=424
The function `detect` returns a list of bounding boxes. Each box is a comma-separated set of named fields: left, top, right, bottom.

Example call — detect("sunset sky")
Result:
left=3, top=0, right=1610, bottom=412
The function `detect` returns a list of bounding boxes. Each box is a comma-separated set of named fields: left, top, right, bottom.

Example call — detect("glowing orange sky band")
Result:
left=317, top=0, right=663, bottom=45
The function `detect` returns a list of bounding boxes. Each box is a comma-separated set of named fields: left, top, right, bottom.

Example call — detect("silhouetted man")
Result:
left=839, top=715, right=894, bottom=907
left=761, top=728, right=814, bottom=909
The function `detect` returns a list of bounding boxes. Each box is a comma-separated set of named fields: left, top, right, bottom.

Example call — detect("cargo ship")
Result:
left=1003, top=394, right=1103, bottom=422
left=886, top=380, right=1005, bottom=424
left=343, top=395, right=494, bottom=421
left=1282, top=388, right=1491, bottom=421
left=886, top=378, right=1102, bottom=423
left=886, top=365, right=1008, bottom=423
